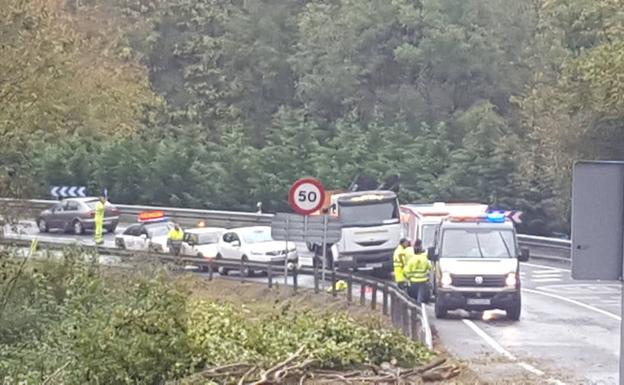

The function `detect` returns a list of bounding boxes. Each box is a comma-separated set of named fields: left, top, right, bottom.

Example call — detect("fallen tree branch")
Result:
left=251, top=346, right=306, bottom=385
left=238, top=365, right=258, bottom=385
left=274, top=358, right=317, bottom=381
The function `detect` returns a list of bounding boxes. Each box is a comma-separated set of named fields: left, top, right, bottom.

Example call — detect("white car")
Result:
left=114, top=220, right=173, bottom=252
left=181, top=227, right=226, bottom=259
left=216, top=226, right=298, bottom=277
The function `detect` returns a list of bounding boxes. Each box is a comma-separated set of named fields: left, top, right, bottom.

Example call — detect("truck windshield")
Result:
left=339, top=200, right=399, bottom=227
left=421, top=224, right=437, bottom=249
left=441, top=229, right=516, bottom=258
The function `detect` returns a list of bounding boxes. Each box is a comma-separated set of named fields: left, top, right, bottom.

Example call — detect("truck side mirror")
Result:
left=427, top=247, right=438, bottom=262
left=519, top=248, right=530, bottom=262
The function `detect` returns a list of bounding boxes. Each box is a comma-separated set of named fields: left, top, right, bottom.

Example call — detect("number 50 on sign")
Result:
left=288, top=178, right=326, bottom=215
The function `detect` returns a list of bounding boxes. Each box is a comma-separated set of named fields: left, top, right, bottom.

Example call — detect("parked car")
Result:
left=216, top=226, right=298, bottom=277
left=37, top=197, right=119, bottom=235
left=114, top=213, right=173, bottom=252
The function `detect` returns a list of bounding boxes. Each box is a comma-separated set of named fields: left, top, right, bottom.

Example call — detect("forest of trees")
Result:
left=2, top=0, right=624, bottom=235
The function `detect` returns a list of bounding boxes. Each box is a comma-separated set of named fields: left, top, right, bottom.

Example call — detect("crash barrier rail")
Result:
left=517, top=235, right=571, bottom=264
left=0, top=237, right=433, bottom=349
left=1, top=198, right=571, bottom=266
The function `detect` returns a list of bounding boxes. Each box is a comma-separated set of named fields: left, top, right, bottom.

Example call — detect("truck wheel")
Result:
left=506, top=295, right=522, bottom=321
left=434, top=296, right=447, bottom=319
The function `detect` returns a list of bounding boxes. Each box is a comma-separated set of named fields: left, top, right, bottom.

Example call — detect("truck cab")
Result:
left=320, top=191, right=401, bottom=272
left=427, top=213, right=530, bottom=320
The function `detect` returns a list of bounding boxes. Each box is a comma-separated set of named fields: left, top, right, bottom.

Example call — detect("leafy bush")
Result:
left=0, top=252, right=431, bottom=384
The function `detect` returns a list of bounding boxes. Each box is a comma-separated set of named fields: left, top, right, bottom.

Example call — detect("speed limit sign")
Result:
left=288, top=178, right=326, bottom=215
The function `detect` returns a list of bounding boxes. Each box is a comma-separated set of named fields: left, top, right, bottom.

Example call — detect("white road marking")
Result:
left=462, top=319, right=566, bottom=384
left=532, top=270, right=563, bottom=275
left=531, top=278, right=563, bottom=283
left=522, top=262, right=570, bottom=272
left=523, top=288, right=621, bottom=321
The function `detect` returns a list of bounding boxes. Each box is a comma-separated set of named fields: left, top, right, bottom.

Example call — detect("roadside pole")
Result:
left=284, top=216, right=290, bottom=285
left=321, top=213, right=328, bottom=291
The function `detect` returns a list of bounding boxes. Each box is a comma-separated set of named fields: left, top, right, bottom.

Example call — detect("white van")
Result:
left=427, top=213, right=530, bottom=320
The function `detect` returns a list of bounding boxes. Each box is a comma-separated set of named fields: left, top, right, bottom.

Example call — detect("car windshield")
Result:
left=441, top=229, right=516, bottom=258
left=194, top=232, right=221, bottom=245
left=338, top=200, right=399, bottom=227
left=146, top=223, right=170, bottom=238
left=241, top=228, right=273, bottom=243
left=421, top=224, right=437, bottom=249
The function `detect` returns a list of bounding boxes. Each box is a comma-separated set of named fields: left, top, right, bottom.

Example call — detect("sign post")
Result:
left=276, top=177, right=337, bottom=288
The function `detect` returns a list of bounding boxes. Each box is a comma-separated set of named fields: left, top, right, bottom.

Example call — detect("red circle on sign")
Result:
left=288, top=178, right=326, bottom=215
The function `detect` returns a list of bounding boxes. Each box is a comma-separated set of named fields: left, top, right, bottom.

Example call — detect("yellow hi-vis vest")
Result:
left=168, top=228, right=184, bottom=241
left=404, top=252, right=431, bottom=283
left=392, top=245, right=409, bottom=283
left=95, top=201, right=105, bottom=221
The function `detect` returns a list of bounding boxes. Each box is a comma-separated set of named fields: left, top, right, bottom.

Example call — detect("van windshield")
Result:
left=338, top=200, right=399, bottom=227
left=441, top=229, right=516, bottom=258
left=421, top=224, right=437, bottom=249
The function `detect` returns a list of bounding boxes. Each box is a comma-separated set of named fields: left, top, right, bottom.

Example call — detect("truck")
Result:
left=400, top=202, right=489, bottom=250
left=426, top=212, right=530, bottom=320
left=310, top=190, right=401, bottom=273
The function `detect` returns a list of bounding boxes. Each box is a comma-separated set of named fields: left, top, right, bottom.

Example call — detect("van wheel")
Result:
left=240, top=255, right=253, bottom=277
left=506, top=295, right=522, bottom=321
left=434, top=296, right=447, bottom=319
left=197, top=253, right=209, bottom=272
left=216, top=254, right=229, bottom=276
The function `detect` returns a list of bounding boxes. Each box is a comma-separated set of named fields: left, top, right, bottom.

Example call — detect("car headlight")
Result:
left=505, top=272, right=517, bottom=287
left=441, top=272, right=452, bottom=287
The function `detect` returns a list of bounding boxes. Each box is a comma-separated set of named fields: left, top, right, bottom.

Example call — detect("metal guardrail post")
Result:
left=313, top=264, right=319, bottom=293
left=293, top=267, right=298, bottom=293
left=240, top=259, right=245, bottom=283
left=410, top=308, right=418, bottom=340
left=392, top=293, right=399, bottom=326
left=208, top=263, right=213, bottom=281
left=402, top=304, right=409, bottom=336
left=360, top=284, right=366, bottom=306
left=383, top=283, right=389, bottom=316
left=371, top=285, right=377, bottom=311
left=331, top=268, right=337, bottom=297
left=268, top=264, right=273, bottom=289
left=347, top=271, right=353, bottom=303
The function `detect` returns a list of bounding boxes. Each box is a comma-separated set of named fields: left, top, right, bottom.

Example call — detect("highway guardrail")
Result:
left=1, top=198, right=572, bottom=265
left=0, top=237, right=432, bottom=349
left=517, top=235, right=571, bottom=264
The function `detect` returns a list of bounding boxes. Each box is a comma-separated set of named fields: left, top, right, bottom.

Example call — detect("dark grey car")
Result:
left=37, top=197, right=120, bottom=235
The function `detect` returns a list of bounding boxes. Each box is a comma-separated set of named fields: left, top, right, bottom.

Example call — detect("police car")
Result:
left=114, top=211, right=173, bottom=252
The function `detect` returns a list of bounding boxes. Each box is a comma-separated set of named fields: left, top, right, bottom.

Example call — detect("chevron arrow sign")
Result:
left=50, top=185, right=87, bottom=198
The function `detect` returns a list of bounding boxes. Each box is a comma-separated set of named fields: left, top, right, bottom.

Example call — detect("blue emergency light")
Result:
left=485, top=212, right=506, bottom=223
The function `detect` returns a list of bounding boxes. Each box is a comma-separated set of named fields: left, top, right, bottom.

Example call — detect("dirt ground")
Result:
left=179, top=275, right=545, bottom=385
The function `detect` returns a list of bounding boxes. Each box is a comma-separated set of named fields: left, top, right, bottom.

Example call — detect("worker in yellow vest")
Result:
left=94, top=196, right=105, bottom=245
left=404, top=239, right=431, bottom=304
left=392, top=238, right=411, bottom=289
left=167, top=223, right=184, bottom=256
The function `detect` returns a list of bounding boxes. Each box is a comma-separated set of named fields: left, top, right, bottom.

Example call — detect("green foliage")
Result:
left=0, top=252, right=431, bottom=384
left=5, top=0, right=624, bottom=234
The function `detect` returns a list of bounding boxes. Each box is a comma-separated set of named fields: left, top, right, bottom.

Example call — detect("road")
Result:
left=3, top=221, right=621, bottom=384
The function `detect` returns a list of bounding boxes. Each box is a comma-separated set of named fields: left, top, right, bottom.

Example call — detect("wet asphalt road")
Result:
left=4, top=221, right=621, bottom=384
